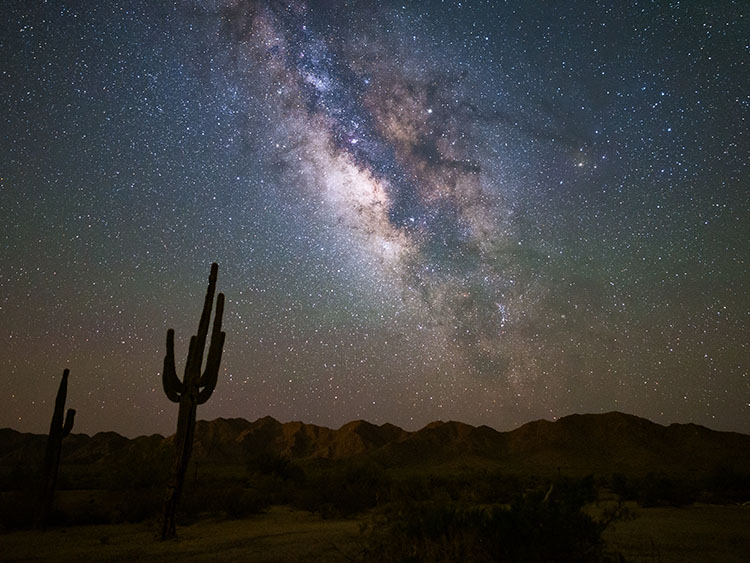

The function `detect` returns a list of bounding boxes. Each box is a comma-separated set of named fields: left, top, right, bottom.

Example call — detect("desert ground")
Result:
left=3, top=503, right=749, bottom=562
left=602, top=503, right=750, bottom=563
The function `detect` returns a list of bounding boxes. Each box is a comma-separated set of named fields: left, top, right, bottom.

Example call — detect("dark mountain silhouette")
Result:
left=2, top=412, right=749, bottom=480
left=501, top=412, right=750, bottom=475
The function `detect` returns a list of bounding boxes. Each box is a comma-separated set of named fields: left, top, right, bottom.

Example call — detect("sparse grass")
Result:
left=2, top=504, right=749, bottom=562
left=0, top=506, right=360, bottom=562
left=603, top=503, right=750, bottom=563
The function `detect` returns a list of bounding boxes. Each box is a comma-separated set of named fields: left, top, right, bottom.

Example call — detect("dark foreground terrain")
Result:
left=2, top=412, right=749, bottom=561
left=2, top=504, right=749, bottom=562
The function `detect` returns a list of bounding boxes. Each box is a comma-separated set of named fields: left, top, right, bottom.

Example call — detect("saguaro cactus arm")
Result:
left=62, top=409, right=75, bottom=437
left=50, top=369, right=76, bottom=436
left=199, top=292, right=225, bottom=385
left=193, top=263, right=218, bottom=364
left=162, top=329, right=183, bottom=403
left=196, top=292, right=225, bottom=404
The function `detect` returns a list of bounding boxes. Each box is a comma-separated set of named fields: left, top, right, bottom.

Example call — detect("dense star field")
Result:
left=1, top=1, right=748, bottom=437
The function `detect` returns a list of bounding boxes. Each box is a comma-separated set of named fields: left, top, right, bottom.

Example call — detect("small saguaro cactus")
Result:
left=36, top=369, right=76, bottom=530
left=161, top=262, right=226, bottom=540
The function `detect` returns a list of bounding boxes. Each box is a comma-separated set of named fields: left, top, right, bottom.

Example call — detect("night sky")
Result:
left=2, top=1, right=748, bottom=438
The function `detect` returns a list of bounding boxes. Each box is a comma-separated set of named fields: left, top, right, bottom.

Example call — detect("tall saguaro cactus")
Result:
left=161, top=262, right=226, bottom=540
left=36, top=369, right=76, bottom=530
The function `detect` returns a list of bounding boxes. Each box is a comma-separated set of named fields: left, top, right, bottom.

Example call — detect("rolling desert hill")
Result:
left=2, top=412, right=749, bottom=481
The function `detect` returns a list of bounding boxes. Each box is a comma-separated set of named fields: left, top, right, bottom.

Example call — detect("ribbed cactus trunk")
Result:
left=161, top=263, right=225, bottom=540
left=36, top=369, right=76, bottom=530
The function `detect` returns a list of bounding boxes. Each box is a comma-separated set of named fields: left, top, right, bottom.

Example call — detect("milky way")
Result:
left=233, top=2, right=531, bottom=381
left=1, top=1, right=747, bottom=437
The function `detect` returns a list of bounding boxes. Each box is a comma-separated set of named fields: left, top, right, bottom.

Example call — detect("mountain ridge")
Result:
left=2, top=411, right=749, bottom=477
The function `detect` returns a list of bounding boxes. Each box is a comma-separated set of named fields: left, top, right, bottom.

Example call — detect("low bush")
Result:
left=0, top=490, right=37, bottom=529
left=359, top=477, right=624, bottom=563
left=702, top=466, right=750, bottom=503
left=178, top=481, right=272, bottom=521
left=247, top=452, right=305, bottom=484
left=293, top=460, right=389, bottom=518
left=609, top=472, right=696, bottom=507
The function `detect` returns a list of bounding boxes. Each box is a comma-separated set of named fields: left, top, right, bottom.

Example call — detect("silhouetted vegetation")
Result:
left=247, top=451, right=305, bottom=484
left=1, top=490, right=38, bottom=529
left=109, top=447, right=172, bottom=491
left=36, top=369, right=76, bottom=530
left=701, top=465, right=750, bottom=504
left=6, top=450, right=748, bottom=533
left=2, top=404, right=748, bottom=563
left=160, top=262, right=226, bottom=539
left=182, top=482, right=271, bottom=520
left=3, top=434, right=748, bottom=541
left=293, top=460, right=389, bottom=518
left=609, top=472, right=696, bottom=507
left=359, top=476, right=625, bottom=563
left=608, top=466, right=750, bottom=507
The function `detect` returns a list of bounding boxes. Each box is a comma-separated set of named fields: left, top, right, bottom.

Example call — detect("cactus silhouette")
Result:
left=161, top=262, right=225, bottom=539
left=36, top=369, right=76, bottom=530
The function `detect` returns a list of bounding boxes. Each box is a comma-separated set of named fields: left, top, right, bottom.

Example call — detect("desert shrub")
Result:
left=243, top=452, right=307, bottom=507
left=0, top=464, right=41, bottom=492
left=702, top=466, right=750, bottom=503
left=475, top=471, right=523, bottom=504
left=223, top=487, right=272, bottom=519
left=114, top=488, right=163, bottom=523
left=381, top=475, right=435, bottom=505
left=38, top=489, right=163, bottom=526
left=635, top=473, right=696, bottom=507
left=610, top=472, right=697, bottom=507
left=551, top=474, right=598, bottom=509
left=7, top=482, right=270, bottom=528
left=110, top=452, right=172, bottom=490
left=0, top=490, right=37, bottom=529
left=247, top=452, right=305, bottom=484
left=360, top=477, right=622, bottom=563
left=178, top=481, right=271, bottom=521
left=381, top=472, right=504, bottom=507
left=293, top=460, right=389, bottom=518
left=0, top=487, right=157, bottom=529
left=609, top=473, right=636, bottom=501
